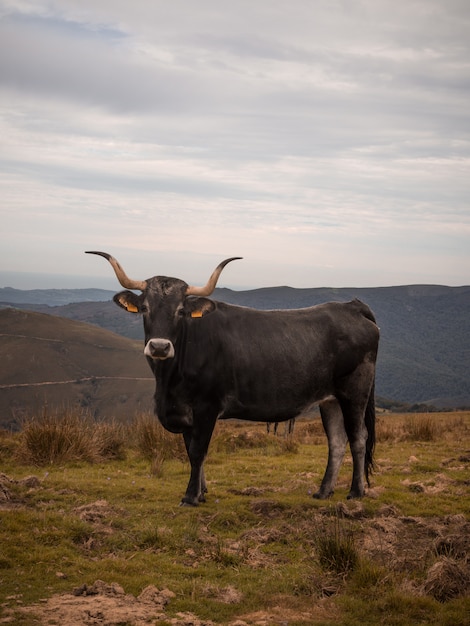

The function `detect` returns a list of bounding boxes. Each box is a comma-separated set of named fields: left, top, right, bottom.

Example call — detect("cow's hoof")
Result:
left=346, top=490, right=364, bottom=500
left=180, top=498, right=199, bottom=507
left=313, top=490, right=333, bottom=500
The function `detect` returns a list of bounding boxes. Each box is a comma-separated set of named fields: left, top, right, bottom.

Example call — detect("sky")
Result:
left=1, top=0, right=469, bottom=290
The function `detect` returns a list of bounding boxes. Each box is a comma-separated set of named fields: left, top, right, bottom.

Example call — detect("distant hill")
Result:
left=0, top=286, right=114, bottom=306
left=1, top=284, right=469, bottom=411
left=0, top=309, right=154, bottom=430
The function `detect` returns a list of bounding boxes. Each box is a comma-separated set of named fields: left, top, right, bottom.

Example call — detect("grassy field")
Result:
left=0, top=411, right=469, bottom=625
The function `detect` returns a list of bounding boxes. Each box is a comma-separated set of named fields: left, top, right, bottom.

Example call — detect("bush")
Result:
left=376, top=413, right=457, bottom=443
left=314, top=517, right=359, bottom=575
left=0, top=429, right=19, bottom=461
left=92, top=421, right=127, bottom=461
left=404, top=415, right=442, bottom=442
left=133, top=413, right=187, bottom=475
left=16, top=410, right=126, bottom=465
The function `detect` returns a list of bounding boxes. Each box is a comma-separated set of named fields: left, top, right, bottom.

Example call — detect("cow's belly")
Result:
left=219, top=402, right=300, bottom=423
left=218, top=378, right=331, bottom=422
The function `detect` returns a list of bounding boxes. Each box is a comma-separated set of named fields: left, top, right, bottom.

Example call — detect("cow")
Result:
left=86, top=252, right=380, bottom=506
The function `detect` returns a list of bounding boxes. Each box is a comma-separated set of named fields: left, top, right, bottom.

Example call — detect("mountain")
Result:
left=0, top=286, right=114, bottom=306
left=0, top=309, right=154, bottom=430
left=1, top=284, right=469, bottom=411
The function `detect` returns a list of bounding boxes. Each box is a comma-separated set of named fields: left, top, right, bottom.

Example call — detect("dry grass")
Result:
left=213, top=427, right=299, bottom=455
left=15, top=409, right=189, bottom=470
left=314, top=515, right=359, bottom=575
left=15, top=409, right=467, bottom=469
left=133, top=413, right=187, bottom=475
left=376, top=413, right=466, bottom=443
left=423, top=557, right=470, bottom=602
left=16, top=410, right=126, bottom=465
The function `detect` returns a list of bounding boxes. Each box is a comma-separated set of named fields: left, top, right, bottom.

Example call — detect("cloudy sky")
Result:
left=1, top=0, right=469, bottom=290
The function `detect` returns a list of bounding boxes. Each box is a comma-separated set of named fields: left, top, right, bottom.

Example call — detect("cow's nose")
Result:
left=144, top=338, right=175, bottom=360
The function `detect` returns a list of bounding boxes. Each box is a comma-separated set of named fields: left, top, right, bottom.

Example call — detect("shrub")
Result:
left=92, top=421, right=127, bottom=461
left=17, top=410, right=94, bottom=465
left=404, top=415, right=442, bottom=442
left=314, top=517, right=359, bottom=575
left=133, top=413, right=186, bottom=475
left=375, top=416, right=403, bottom=442
left=0, top=429, right=18, bottom=461
left=376, top=413, right=454, bottom=443
left=16, top=410, right=126, bottom=465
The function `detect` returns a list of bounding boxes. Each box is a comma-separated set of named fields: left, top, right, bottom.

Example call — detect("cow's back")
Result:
left=181, top=299, right=378, bottom=421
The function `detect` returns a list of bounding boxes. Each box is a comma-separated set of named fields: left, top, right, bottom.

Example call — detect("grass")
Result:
left=16, top=410, right=128, bottom=465
left=315, top=515, right=359, bottom=575
left=0, top=410, right=469, bottom=625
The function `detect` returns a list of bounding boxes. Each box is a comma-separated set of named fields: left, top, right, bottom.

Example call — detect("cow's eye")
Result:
left=140, top=304, right=148, bottom=314
left=177, top=307, right=186, bottom=317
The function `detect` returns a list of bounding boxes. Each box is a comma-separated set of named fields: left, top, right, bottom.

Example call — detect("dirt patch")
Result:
left=72, top=498, right=124, bottom=537
left=235, top=597, right=340, bottom=626
left=3, top=578, right=246, bottom=625
left=0, top=472, right=41, bottom=509
left=328, top=501, right=367, bottom=519
left=73, top=500, right=116, bottom=524
left=70, top=499, right=127, bottom=550
left=364, top=512, right=469, bottom=565
left=202, top=584, right=243, bottom=604
left=228, top=486, right=270, bottom=497
left=4, top=580, right=176, bottom=626
left=423, top=557, right=470, bottom=602
left=250, top=499, right=286, bottom=518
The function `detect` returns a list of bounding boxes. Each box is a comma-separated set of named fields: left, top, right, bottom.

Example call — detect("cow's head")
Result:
left=86, top=251, right=241, bottom=361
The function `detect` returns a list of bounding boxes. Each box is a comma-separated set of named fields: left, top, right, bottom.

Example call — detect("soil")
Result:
left=2, top=581, right=177, bottom=626
left=1, top=582, right=338, bottom=626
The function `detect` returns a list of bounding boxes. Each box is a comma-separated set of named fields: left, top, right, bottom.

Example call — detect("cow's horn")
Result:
left=186, top=257, right=242, bottom=297
left=85, top=251, right=147, bottom=291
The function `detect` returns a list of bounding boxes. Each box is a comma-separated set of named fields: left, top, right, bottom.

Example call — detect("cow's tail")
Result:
left=364, top=381, right=376, bottom=487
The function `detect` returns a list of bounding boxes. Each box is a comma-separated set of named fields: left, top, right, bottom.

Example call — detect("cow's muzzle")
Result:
left=144, top=338, right=175, bottom=360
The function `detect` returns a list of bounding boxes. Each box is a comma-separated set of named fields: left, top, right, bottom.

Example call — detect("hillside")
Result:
left=0, top=309, right=153, bottom=430
left=1, top=284, right=469, bottom=410
left=0, top=286, right=114, bottom=305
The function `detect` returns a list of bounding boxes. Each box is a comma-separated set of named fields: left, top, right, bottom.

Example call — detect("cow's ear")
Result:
left=185, top=297, right=216, bottom=318
left=113, top=291, right=142, bottom=314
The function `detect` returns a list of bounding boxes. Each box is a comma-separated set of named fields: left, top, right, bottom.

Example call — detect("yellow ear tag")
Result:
left=126, top=303, right=139, bottom=313
left=191, top=310, right=203, bottom=318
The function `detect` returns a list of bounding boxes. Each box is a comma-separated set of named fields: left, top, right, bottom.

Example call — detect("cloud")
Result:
left=0, top=0, right=469, bottom=288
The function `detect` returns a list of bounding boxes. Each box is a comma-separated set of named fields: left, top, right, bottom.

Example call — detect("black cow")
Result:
left=86, top=252, right=380, bottom=505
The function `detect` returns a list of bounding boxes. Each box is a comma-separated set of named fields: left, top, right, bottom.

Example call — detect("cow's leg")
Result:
left=337, top=363, right=375, bottom=499
left=314, top=397, right=348, bottom=499
left=181, top=412, right=217, bottom=506
left=341, top=400, right=368, bottom=499
left=182, top=431, right=207, bottom=503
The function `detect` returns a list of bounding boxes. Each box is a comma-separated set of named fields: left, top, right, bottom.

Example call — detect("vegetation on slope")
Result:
left=0, top=309, right=153, bottom=429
